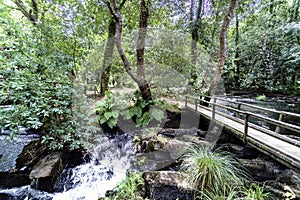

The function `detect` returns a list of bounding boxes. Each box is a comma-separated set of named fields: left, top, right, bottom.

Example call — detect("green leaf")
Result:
left=107, top=118, right=117, bottom=128
left=99, top=117, right=107, bottom=124
left=150, top=108, right=164, bottom=121
left=104, top=112, right=112, bottom=120
left=111, top=110, right=119, bottom=119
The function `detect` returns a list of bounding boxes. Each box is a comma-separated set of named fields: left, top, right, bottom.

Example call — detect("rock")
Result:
left=220, top=144, right=262, bottom=159
left=29, top=151, right=66, bottom=192
left=134, top=139, right=209, bottom=171
left=163, top=110, right=181, bottom=129
left=143, top=171, right=194, bottom=200
left=279, top=170, right=300, bottom=188
left=0, top=172, right=30, bottom=188
left=158, top=128, right=206, bottom=139
left=15, top=139, right=49, bottom=172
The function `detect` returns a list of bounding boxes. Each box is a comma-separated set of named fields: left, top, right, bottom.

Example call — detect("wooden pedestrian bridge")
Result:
left=184, top=95, right=300, bottom=172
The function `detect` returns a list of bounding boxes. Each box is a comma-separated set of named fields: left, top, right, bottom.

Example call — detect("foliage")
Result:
left=243, top=183, right=275, bottom=200
left=180, top=144, right=249, bottom=197
left=0, top=1, right=99, bottom=150
left=106, top=172, right=146, bottom=200
left=224, top=0, right=300, bottom=94
left=256, top=94, right=266, bottom=101
left=199, top=185, right=239, bottom=200
left=95, top=91, right=166, bottom=129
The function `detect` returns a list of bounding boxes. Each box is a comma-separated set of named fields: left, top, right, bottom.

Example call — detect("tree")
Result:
left=105, top=0, right=152, bottom=101
left=210, top=0, right=238, bottom=96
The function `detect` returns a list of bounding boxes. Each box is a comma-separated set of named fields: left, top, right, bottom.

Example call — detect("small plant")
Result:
left=106, top=172, right=146, bottom=200
left=244, top=183, right=275, bottom=200
left=180, top=144, right=249, bottom=197
left=256, top=94, right=266, bottom=101
left=200, top=185, right=240, bottom=200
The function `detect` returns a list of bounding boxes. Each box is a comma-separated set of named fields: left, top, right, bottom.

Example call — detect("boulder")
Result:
left=15, top=139, right=49, bottom=172
left=29, top=151, right=66, bottom=192
left=134, top=139, right=209, bottom=171
left=143, top=171, right=194, bottom=200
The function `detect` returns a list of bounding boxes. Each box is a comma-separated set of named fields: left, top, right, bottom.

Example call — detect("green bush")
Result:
left=95, top=91, right=166, bottom=129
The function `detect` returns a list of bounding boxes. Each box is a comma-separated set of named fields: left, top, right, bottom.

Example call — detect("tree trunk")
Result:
left=106, top=0, right=152, bottom=101
left=99, top=20, right=116, bottom=96
left=210, top=0, right=238, bottom=96
left=136, top=0, right=152, bottom=101
left=234, top=12, right=240, bottom=89
left=189, top=0, right=203, bottom=89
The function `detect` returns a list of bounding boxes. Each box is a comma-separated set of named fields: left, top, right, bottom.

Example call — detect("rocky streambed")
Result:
left=0, top=108, right=300, bottom=199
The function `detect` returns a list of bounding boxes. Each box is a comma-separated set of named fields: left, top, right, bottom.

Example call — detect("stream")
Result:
left=0, top=134, right=136, bottom=200
left=0, top=96, right=299, bottom=199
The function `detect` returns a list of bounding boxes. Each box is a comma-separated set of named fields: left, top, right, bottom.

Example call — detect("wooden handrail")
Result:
left=214, top=96, right=300, bottom=119
left=185, top=95, right=300, bottom=141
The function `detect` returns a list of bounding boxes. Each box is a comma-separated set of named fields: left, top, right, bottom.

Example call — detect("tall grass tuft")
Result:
left=180, top=144, right=249, bottom=198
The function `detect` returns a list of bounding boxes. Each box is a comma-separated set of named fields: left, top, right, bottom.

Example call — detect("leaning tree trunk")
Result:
left=210, top=0, right=238, bottom=96
left=106, top=0, right=152, bottom=101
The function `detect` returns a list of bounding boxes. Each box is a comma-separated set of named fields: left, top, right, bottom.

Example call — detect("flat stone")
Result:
left=29, top=151, right=65, bottom=192
left=143, top=171, right=194, bottom=200
left=29, top=151, right=64, bottom=179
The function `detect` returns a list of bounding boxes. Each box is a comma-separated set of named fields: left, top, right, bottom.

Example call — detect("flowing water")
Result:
left=0, top=134, right=136, bottom=200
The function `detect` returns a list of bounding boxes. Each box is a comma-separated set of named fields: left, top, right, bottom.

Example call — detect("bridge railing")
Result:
left=185, top=95, right=300, bottom=147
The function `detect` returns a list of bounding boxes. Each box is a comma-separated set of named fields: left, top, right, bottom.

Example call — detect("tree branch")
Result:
left=13, top=0, right=38, bottom=25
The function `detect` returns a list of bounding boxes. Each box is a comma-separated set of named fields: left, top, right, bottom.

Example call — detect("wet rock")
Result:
left=143, top=171, right=194, bottom=200
left=164, top=110, right=181, bottom=129
left=240, top=158, right=284, bottom=182
left=0, top=172, right=30, bottom=188
left=279, top=170, right=300, bottom=188
left=15, top=139, right=49, bottom=172
left=220, top=144, right=262, bottom=159
left=30, top=151, right=66, bottom=192
left=134, top=139, right=209, bottom=171
left=158, top=128, right=205, bottom=138
left=67, top=149, right=90, bottom=167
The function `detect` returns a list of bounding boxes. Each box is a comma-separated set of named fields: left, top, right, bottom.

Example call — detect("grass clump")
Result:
left=180, top=144, right=249, bottom=198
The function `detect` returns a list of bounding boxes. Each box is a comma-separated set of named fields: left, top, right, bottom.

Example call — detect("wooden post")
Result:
left=212, top=97, right=216, bottom=120
left=94, top=85, right=97, bottom=98
left=235, top=103, right=241, bottom=118
left=275, top=113, right=284, bottom=133
left=243, top=113, right=249, bottom=144
left=84, top=85, right=87, bottom=95
left=185, top=96, right=188, bottom=108
left=195, top=99, right=198, bottom=111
